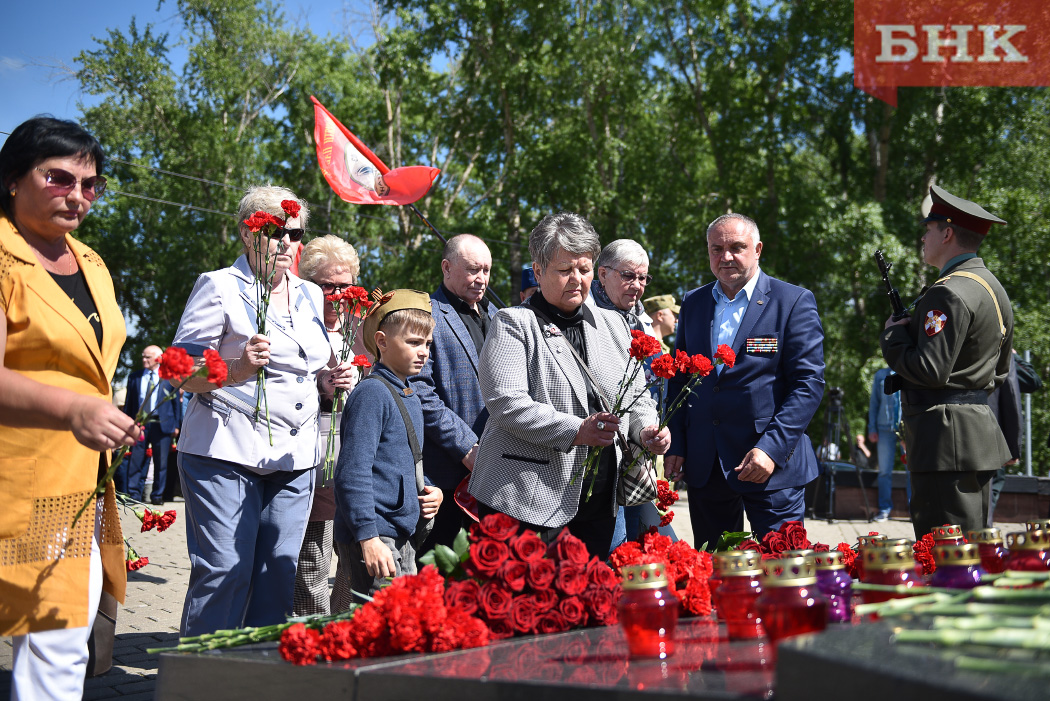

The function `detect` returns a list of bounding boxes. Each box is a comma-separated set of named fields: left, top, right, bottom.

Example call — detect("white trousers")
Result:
left=11, top=501, right=104, bottom=701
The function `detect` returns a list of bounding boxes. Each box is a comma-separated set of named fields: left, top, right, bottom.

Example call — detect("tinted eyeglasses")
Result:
left=267, top=226, right=305, bottom=242
left=319, top=282, right=354, bottom=295
left=35, top=168, right=107, bottom=201
left=605, top=266, right=653, bottom=286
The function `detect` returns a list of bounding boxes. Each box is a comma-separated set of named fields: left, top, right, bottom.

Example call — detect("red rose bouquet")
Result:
left=609, top=528, right=714, bottom=616
left=321, top=285, right=374, bottom=479
left=242, top=199, right=302, bottom=445
left=419, top=513, right=623, bottom=639
left=71, top=346, right=227, bottom=529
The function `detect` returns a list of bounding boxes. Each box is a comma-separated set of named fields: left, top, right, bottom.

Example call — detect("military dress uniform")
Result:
left=880, top=187, right=1013, bottom=537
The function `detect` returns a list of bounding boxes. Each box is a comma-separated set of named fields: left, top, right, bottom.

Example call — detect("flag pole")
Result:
left=406, top=203, right=507, bottom=310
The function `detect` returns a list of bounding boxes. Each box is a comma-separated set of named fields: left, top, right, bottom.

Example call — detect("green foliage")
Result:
left=70, top=0, right=1050, bottom=472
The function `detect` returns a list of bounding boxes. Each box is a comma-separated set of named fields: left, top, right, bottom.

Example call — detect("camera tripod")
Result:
left=810, top=389, right=873, bottom=523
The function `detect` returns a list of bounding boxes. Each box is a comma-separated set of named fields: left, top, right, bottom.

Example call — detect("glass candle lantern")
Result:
left=855, top=534, right=887, bottom=581
left=930, top=524, right=965, bottom=546
left=967, top=528, right=1007, bottom=574
left=813, top=551, right=852, bottom=623
left=929, top=543, right=985, bottom=589
left=754, top=555, right=828, bottom=645
left=1004, top=530, right=1050, bottom=575
left=713, top=551, right=764, bottom=640
left=861, top=544, right=926, bottom=605
left=618, top=563, right=679, bottom=659
left=1025, top=519, right=1050, bottom=532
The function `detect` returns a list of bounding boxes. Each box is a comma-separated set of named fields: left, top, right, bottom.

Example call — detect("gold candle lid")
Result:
left=621, top=563, right=671, bottom=590
left=813, top=550, right=846, bottom=571
left=857, top=534, right=887, bottom=548
left=967, top=528, right=1003, bottom=544
left=715, top=550, right=762, bottom=577
left=783, top=549, right=815, bottom=559
left=761, top=555, right=818, bottom=586
left=930, top=525, right=964, bottom=541
left=1006, top=530, right=1050, bottom=551
left=880, top=538, right=913, bottom=548
left=1026, top=520, right=1050, bottom=532
left=933, top=543, right=981, bottom=566
left=863, top=544, right=916, bottom=571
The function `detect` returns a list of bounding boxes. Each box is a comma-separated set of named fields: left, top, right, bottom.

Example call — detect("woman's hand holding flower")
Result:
left=572, top=412, right=619, bottom=447
left=640, top=425, right=671, bottom=455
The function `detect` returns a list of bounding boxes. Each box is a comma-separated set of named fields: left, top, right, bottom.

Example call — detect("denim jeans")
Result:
left=876, top=429, right=910, bottom=512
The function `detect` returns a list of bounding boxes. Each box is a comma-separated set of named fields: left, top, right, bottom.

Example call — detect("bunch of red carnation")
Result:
left=444, top=513, right=622, bottom=639
left=279, top=565, right=490, bottom=665
left=912, top=533, right=937, bottom=576
left=158, top=345, right=227, bottom=387
left=629, top=330, right=662, bottom=361
left=138, top=507, right=177, bottom=533
left=655, top=479, right=678, bottom=526
left=609, top=529, right=714, bottom=616
left=125, top=541, right=148, bottom=572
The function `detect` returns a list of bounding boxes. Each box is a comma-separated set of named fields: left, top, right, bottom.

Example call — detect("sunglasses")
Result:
left=264, top=226, right=305, bottom=242
left=35, top=168, right=107, bottom=201
left=319, top=282, right=354, bottom=295
left=605, top=266, right=653, bottom=286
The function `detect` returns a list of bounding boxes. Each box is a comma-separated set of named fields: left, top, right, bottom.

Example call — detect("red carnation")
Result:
left=475, top=513, right=520, bottom=542
left=351, top=354, right=372, bottom=369
left=496, top=560, right=528, bottom=592
left=913, top=534, right=937, bottom=576
left=547, top=530, right=590, bottom=566
left=509, top=531, right=546, bottom=561
left=687, top=353, right=714, bottom=376
left=140, top=509, right=158, bottom=532
left=609, top=541, right=644, bottom=569
left=559, top=596, right=587, bottom=627
left=325, top=293, right=342, bottom=303
left=629, top=333, right=662, bottom=361
left=203, top=348, right=227, bottom=386
left=158, top=346, right=194, bottom=382
left=126, top=556, right=149, bottom=572
left=781, top=521, right=811, bottom=550
left=659, top=511, right=674, bottom=527
left=280, top=199, right=301, bottom=219
left=467, top=539, right=510, bottom=578
left=836, top=543, right=859, bottom=579
left=526, top=557, right=556, bottom=591
left=157, top=510, right=177, bottom=532
left=279, top=623, right=321, bottom=666
left=444, top=579, right=482, bottom=615
left=244, top=210, right=284, bottom=233
left=715, top=344, right=736, bottom=368
left=651, top=354, right=677, bottom=380
left=555, top=562, right=588, bottom=597
left=479, top=581, right=513, bottom=619
left=673, top=350, right=691, bottom=373
left=318, top=621, right=357, bottom=661
left=509, top=595, right=540, bottom=634
left=344, top=286, right=371, bottom=304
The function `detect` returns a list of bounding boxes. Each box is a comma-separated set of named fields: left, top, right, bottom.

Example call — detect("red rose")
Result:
left=537, top=610, right=569, bottom=634
left=486, top=616, right=515, bottom=640
left=526, top=558, right=556, bottom=591
left=158, top=346, right=194, bottom=382
left=760, top=530, right=789, bottom=554
left=548, top=530, right=590, bottom=566
left=581, top=585, right=619, bottom=626
left=351, top=354, right=372, bottom=368
left=737, top=538, right=763, bottom=552
left=496, top=559, right=528, bottom=592
left=479, top=581, right=513, bottom=619
left=318, top=621, right=357, bottom=661
left=585, top=557, right=619, bottom=590
left=509, top=595, right=539, bottom=634
left=280, top=623, right=321, bottom=666
left=467, top=539, right=510, bottom=578
left=781, top=521, right=811, bottom=550
left=203, top=349, right=228, bottom=386
left=686, top=353, right=713, bottom=376
left=475, top=513, right=520, bottom=542
left=651, top=354, right=676, bottom=379
left=558, top=596, right=587, bottom=627
left=714, top=344, right=736, bottom=368
left=444, top=579, right=482, bottom=615
left=509, top=531, right=546, bottom=561
left=280, top=199, right=301, bottom=218
left=531, top=588, right=559, bottom=613
left=812, top=542, right=830, bottom=552
left=555, top=562, right=588, bottom=596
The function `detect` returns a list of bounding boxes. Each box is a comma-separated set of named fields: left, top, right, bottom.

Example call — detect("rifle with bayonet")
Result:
left=874, top=250, right=909, bottom=321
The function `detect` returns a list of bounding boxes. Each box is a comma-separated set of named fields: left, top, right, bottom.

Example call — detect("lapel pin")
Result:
left=756, top=300, right=764, bottom=305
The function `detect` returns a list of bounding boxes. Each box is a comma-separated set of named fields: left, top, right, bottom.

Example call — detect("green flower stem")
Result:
left=955, top=655, right=1050, bottom=677
left=895, top=627, right=1050, bottom=650
left=148, top=607, right=359, bottom=655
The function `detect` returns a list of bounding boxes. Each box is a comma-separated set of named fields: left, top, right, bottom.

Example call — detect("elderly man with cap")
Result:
left=644, top=294, right=679, bottom=355
left=880, top=185, right=1014, bottom=538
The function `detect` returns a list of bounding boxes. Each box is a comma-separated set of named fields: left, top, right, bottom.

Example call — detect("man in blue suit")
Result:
left=413, top=235, right=497, bottom=552
left=665, top=214, right=825, bottom=547
left=121, top=345, right=182, bottom=503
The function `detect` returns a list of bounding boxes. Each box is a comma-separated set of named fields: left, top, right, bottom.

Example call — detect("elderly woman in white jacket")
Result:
left=468, top=212, right=670, bottom=557
left=172, top=186, right=355, bottom=636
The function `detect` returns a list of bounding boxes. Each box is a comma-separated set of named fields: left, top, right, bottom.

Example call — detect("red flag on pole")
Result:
left=311, top=96, right=439, bottom=206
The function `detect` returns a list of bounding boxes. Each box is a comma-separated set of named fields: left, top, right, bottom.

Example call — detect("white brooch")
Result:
left=544, top=324, right=562, bottom=337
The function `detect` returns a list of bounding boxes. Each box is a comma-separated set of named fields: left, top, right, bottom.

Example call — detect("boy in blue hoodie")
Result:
left=334, top=290, right=442, bottom=604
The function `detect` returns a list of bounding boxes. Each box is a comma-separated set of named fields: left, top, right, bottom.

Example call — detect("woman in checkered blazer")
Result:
left=467, top=213, right=671, bottom=557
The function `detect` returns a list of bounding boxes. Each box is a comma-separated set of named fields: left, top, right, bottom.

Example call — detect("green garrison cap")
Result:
left=643, top=294, right=679, bottom=316
left=922, top=185, right=1006, bottom=236
left=362, top=289, right=433, bottom=356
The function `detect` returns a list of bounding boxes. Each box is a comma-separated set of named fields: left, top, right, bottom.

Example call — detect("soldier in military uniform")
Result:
left=880, top=185, right=1013, bottom=538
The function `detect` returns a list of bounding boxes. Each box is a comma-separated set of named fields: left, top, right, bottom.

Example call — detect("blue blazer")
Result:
left=411, top=286, right=498, bottom=491
left=666, top=271, right=825, bottom=493
left=124, top=368, right=182, bottom=435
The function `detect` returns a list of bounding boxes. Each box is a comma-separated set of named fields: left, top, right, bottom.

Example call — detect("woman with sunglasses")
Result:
left=170, top=186, right=356, bottom=637
left=0, top=116, right=141, bottom=700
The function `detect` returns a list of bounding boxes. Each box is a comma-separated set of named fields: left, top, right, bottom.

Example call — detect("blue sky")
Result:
left=0, top=0, right=368, bottom=135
